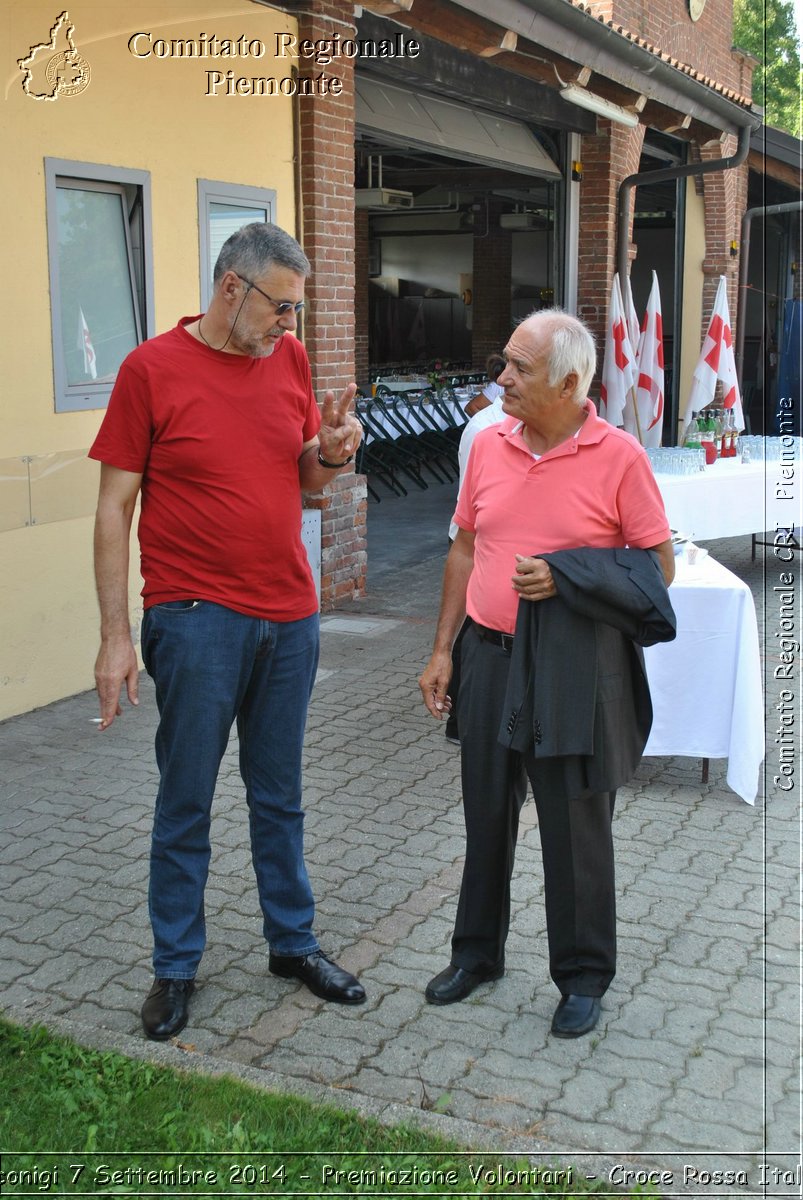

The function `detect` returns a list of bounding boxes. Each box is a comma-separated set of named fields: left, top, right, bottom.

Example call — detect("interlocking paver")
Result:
left=0, top=520, right=799, bottom=1177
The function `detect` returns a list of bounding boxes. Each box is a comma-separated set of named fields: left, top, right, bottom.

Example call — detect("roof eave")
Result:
left=450, top=0, right=761, bottom=134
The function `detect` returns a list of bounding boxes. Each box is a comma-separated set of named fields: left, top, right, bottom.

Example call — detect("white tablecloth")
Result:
left=373, top=376, right=430, bottom=394
left=655, top=453, right=802, bottom=541
left=643, top=553, right=764, bottom=804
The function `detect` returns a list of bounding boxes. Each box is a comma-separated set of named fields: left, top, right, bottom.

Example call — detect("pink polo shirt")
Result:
left=453, top=400, right=671, bottom=633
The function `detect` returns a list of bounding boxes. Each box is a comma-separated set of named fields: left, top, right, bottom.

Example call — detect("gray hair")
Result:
left=525, top=308, right=597, bottom=404
left=213, top=222, right=310, bottom=285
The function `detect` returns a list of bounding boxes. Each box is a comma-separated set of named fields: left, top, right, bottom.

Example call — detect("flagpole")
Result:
left=629, top=385, right=643, bottom=444
left=601, top=274, right=638, bottom=432
left=622, top=274, right=644, bottom=443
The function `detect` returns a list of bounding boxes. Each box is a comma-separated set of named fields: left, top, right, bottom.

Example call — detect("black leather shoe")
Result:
left=425, top=963, right=503, bottom=1005
left=141, top=978, right=194, bottom=1041
left=551, top=994, right=601, bottom=1038
left=269, top=950, right=366, bottom=1005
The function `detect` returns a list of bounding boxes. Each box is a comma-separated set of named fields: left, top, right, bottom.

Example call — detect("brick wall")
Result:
left=594, top=0, right=755, bottom=351
left=576, top=120, right=751, bottom=396
left=699, top=135, right=750, bottom=338
left=593, top=0, right=745, bottom=96
left=576, top=122, right=646, bottom=385
left=297, top=1, right=366, bottom=607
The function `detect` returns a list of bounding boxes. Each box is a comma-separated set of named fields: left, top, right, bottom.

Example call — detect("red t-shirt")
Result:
left=89, top=318, right=321, bottom=621
left=454, top=402, right=671, bottom=633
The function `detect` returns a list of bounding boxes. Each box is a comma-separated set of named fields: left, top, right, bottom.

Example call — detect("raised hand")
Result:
left=319, top=382, right=362, bottom=463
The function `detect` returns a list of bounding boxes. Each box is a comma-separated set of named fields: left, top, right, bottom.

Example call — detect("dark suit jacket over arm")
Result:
left=498, top=547, right=676, bottom=800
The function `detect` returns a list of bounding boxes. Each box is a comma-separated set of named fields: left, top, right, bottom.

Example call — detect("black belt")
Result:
left=473, top=622, right=514, bottom=653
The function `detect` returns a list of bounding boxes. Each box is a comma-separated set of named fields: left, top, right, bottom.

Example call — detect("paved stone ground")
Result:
left=2, top=499, right=800, bottom=1195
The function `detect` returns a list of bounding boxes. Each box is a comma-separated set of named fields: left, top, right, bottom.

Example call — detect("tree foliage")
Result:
left=733, top=0, right=802, bottom=136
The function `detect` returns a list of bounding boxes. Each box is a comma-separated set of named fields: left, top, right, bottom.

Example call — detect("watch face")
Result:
left=689, top=0, right=706, bottom=19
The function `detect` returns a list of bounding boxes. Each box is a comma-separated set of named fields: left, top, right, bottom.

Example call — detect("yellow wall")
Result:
left=678, top=178, right=707, bottom=438
left=0, top=0, right=298, bottom=719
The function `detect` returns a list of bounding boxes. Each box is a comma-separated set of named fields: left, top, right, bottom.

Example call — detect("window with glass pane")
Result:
left=55, top=181, right=141, bottom=386
left=198, top=181, right=275, bottom=309
left=209, top=202, right=268, bottom=277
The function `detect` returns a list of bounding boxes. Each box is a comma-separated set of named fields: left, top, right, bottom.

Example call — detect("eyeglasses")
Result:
left=236, top=274, right=305, bottom=316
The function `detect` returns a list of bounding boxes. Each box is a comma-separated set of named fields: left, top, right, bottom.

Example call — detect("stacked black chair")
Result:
left=355, top=383, right=475, bottom=500
left=374, top=394, right=457, bottom=484
left=355, top=397, right=431, bottom=494
left=431, top=386, right=469, bottom=447
left=397, top=391, right=460, bottom=478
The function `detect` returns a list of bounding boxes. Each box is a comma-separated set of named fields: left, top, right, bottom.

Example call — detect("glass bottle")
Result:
left=684, top=412, right=701, bottom=448
left=729, top=410, right=740, bottom=459
left=714, top=408, right=725, bottom=457
left=700, top=409, right=716, bottom=464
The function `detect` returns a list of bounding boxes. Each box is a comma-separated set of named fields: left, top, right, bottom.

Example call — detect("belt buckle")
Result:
left=501, top=632, right=514, bottom=653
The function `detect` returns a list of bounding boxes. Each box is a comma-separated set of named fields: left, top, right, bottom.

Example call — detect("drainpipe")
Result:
left=616, top=124, right=753, bottom=286
left=735, top=200, right=803, bottom=389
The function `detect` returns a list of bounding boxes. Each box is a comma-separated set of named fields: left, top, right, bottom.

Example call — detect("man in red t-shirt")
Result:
left=419, top=310, right=674, bottom=1038
left=90, top=222, right=366, bottom=1039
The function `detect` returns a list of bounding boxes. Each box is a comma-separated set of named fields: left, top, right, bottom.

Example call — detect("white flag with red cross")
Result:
left=78, top=307, right=97, bottom=380
left=626, top=271, right=664, bottom=447
left=684, top=276, right=745, bottom=431
left=622, top=272, right=641, bottom=359
left=600, top=274, right=637, bottom=428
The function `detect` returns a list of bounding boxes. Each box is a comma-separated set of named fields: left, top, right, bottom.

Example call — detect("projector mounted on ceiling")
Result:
left=355, top=187, right=415, bottom=210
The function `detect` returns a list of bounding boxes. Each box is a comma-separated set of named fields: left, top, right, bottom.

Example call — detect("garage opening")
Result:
left=354, top=74, right=566, bottom=392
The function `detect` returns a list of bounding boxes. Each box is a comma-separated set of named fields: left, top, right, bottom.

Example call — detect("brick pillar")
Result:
left=699, top=135, right=749, bottom=339
left=576, top=122, right=645, bottom=395
left=472, top=202, right=512, bottom=367
left=354, top=209, right=370, bottom=390
left=296, top=2, right=366, bottom=607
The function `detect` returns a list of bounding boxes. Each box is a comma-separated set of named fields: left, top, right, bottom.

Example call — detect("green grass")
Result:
left=0, top=1017, right=614, bottom=1197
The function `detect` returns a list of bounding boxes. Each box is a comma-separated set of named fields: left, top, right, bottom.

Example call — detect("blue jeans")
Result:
left=141, top=601, right=320, bottom=979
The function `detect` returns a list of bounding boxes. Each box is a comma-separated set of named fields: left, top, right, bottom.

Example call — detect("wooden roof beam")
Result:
left=478, top=29, right=518, bottom=57
left=363, top=1, right=416, bottom=15
left=641, top=102, right=693, bottom=133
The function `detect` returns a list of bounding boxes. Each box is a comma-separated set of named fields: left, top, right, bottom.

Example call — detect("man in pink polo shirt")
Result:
left=419, top=309, right=674, bottom=1038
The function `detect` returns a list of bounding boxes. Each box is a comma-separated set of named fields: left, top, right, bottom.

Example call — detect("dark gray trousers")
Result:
left=452, top=621, right=617, bottom=996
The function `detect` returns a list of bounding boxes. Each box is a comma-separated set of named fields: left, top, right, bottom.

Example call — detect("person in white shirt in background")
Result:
left=448, top=384, right=507, bottom=543
left=462, top=354, right=506, bottom=419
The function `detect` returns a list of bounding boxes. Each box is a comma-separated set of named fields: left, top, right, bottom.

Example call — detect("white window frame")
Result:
left=198, top=179, right=276, bottom=310
left=45, top=158, right=153, bottom=412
